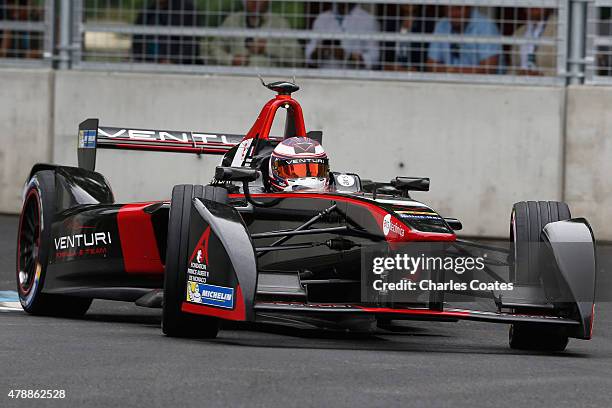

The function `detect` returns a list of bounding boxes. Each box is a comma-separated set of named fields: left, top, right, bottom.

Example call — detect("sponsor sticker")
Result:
left=336, top=174, right=355, bottom=187
left=53, top=230, right=112, bottom=260
left=186, top=282, right=234, bottom=309
left=230, top=139, right=253, bottom=167
left=54, top=232, right=112, bottom=250
left=398, top=213, right=441, bottom=220
left=187, top=228, right=211, bottom=283
left=382, top=214, right=405, bottom=237
left=282, top=158, right=326, bottom=165
left=78, top=130, right=96, bottom=149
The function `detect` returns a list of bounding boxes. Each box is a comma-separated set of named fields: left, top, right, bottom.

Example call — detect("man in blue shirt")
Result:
left=427, top=6, right=502, bottom=74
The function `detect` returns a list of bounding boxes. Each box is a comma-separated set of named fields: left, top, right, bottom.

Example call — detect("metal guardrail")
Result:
left=3, top=0, right=609, bottom=86
left=68, top=0, right=569, bottom=85
left=586, top=0, right=612, bottom=84
left=0, top=0, right=54, bottom=67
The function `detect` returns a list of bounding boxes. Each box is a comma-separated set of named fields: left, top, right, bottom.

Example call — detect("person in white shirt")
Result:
left=206, top=0, right=301, bottom=67
left=305, top=3, right=379, bottom=69
left=510, top=8, right=557, bottom=76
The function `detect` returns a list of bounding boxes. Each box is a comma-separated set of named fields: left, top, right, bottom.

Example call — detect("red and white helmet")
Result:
left=269, top=137, right=330, bottom=191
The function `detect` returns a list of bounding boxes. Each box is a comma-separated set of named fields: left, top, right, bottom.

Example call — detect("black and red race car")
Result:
left=16, top=81, right=596, bottom=351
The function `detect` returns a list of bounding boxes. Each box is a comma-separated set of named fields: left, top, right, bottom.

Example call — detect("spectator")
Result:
left=305, top=3, right=379, bottom=69
left=132, top=0, right=201, bottom=65
left=510, top=8, right=557, bottom=76
left=207, top=0, right=301, bottom=67
left=595, top=8, right=612, bottom=76
left=383, top=4, right=434, bottom=71
left=0, top=0, right=42, bottom=59
left=427, top=6, right=502, bottom=74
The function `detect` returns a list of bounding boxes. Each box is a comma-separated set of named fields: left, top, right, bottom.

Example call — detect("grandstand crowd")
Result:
left=129, top=0, right=559, bottom=75
left=3, top=0, right=609, bottom=76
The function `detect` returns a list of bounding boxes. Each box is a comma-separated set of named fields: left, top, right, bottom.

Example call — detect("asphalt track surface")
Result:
left=1, top=214, right=611, bottom=408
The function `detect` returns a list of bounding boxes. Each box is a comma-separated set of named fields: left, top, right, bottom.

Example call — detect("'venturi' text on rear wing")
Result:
left=77, top=119, right=249, bottom=172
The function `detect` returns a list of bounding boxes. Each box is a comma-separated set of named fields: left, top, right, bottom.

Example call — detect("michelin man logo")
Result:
left=196, top=249, right=203, bottom=264
left=187, top=282, right=202, bottom=303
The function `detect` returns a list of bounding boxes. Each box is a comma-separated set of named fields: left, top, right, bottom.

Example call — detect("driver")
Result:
left=268, top=137, right=330, bottom=191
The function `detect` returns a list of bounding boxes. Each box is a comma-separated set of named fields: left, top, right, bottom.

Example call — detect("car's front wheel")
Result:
left=509, top=324, right=569, bottom=352
left=508, top=201, right=571, bottom=351
left=510, top=201, right=571, bottom=284
left=162, top=184, right=228, bottom=338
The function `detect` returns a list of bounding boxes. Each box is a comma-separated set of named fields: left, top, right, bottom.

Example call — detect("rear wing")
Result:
left=77, top=81, right=321, bottom=172
left=78, top=119, right=248, bottom=171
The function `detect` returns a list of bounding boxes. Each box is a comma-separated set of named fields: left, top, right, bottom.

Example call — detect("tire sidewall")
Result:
left=17, top=173, right=55, bottom=310
left=162, top=185, right=192, bottom=334
left=162, top=185, right=222, bottom=337
left=510, top=201, right=571, bottom=285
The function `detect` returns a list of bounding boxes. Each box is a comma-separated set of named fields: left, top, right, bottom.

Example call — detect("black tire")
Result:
left=510, top=201, right=571, bottom=284
left=162, top=184, right=228, bottom=338
left=16, top=171, right=92, bottom=317
left=509, top=201, right=571, bottom=351
left=509, top=324, right=569, bottom=352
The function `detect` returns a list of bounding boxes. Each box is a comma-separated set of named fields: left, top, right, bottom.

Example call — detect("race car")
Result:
left=16, top=80, right=596, bottom=351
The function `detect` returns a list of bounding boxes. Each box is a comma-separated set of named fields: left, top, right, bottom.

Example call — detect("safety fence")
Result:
left=586, top=0, right=612, bottom=84
left=0, top=0, right=610, bottom=85
left=0, top=0, right=54, bottom=66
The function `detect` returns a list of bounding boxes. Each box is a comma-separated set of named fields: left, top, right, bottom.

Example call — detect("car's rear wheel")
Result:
left=162, top=184, right=227, bottom=338
left=17, top=171, right=92, bottom=317
left=508, top=201, right=570, bottom=351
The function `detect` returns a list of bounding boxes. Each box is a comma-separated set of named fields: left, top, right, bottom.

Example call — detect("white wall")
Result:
left=566, top=85, right=612, bottom=241
left=53, top=71, right=566, bottom=237
left=0, top=68, right=53, bottom=213
left=298, top=79, right=565, bottom=237
left=3, top=69, right=572, bottom=238
left=53, top=71, right=264, bottom=203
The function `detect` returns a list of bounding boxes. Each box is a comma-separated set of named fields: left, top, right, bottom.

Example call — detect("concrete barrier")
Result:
left=53, top=71, right=566, bottom=237
left=53, top=71, right=263, bottom=204
left=566, top=85, right=612, bottom=241
left=298, top=79, right=565, bottom=237
left=3, top=68, right=570, bottom=238
left=0, top=68, right=53, bottom=213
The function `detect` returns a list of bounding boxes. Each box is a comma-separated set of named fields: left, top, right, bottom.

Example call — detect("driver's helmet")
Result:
left=268, top=137, right=329, bottom=192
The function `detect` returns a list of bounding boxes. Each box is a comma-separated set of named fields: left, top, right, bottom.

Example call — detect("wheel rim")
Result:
left=17, top=190, right=41, bottom=295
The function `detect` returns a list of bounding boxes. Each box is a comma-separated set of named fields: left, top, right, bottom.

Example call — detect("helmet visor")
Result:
left=272, top=158, right=329, bottom=180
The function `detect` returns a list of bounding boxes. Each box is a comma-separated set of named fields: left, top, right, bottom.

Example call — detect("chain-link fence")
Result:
left=1, top=0, right=601, bottom=86
left=587, top=0, right=612, bottom=84
left=0, top=0, right=54, bottom=66
left=65, top=0, right=568, bottom=85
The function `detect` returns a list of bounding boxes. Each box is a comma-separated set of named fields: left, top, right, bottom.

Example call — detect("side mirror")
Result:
left=391, top=177, right=430, bottom=192
left=306, top=130, right=323, bottom=144
left=330, top=172, right=361, bottom=192
left=215, top=166, right=260, bottom=183
left=444, top=217, right=463, bottom=231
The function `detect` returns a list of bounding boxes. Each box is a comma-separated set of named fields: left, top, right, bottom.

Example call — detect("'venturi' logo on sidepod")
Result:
left=382, top=214, right=405, bottom=237
left=54, top=232, right=112, bottom=250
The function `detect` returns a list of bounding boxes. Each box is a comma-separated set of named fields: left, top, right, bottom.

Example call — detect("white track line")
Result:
left=0, top=303, right=23, bottom=312
left=0, top=291, right=23, bottom=312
